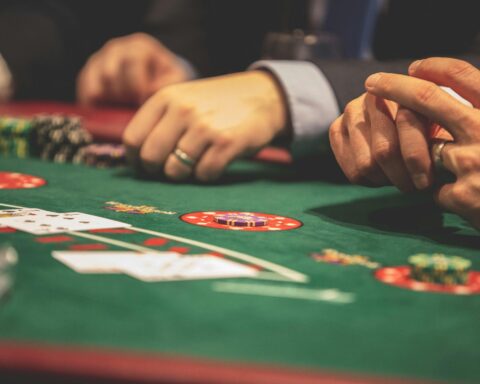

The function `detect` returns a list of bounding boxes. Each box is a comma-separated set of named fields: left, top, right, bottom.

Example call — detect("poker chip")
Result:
left=375, top=265, right=480, bottom=295
left=74, top=143, right=126, bottom=168
left=213, top=213, right=268, bottom=227
left=180, top=211, right=302, bottom=231
left=0, top=172, right=47, bottom=189
left=0, top=117, right=34, bottom=158
left=408, top=253, right=471, bottom=285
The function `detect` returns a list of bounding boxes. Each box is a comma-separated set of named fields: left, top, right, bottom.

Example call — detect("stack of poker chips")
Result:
left=0, top=113, right=127, bottom=168
left=32, top=115, right=92, bottom=162
left=0, top=117, right=34, bottom=158
left=213, top=213, right=268, bottom=227
left=73, top=143, right=126, bottom=168
left=409, top=253, right=471, bottom=285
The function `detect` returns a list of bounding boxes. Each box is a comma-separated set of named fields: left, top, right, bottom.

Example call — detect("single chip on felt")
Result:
left=69, top=243, right=108, bottom=251
left=36, top=235, right=73, bottom=243
left=0, top=172, right=46, bottom=189
left=143, top=237, right=168, bottom=246
left=214, top=213, right=268, bottom=227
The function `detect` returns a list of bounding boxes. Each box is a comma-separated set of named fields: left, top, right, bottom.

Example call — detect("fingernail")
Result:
left=365, top=73, right=382, bottom=90
left=412, top=173, right=430, bottom=190
left=409, top=60, right=422, bottom=74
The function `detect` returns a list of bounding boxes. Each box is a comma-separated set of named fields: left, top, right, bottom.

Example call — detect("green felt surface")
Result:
left=0, top=157, right=479, bottom=384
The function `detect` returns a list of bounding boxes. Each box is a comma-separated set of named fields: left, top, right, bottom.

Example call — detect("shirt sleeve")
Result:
left=249, top=60, right=339, bottom=156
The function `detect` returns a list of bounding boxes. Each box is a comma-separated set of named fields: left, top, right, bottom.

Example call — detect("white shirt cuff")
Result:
left=249, top=60, right=339, bottom=156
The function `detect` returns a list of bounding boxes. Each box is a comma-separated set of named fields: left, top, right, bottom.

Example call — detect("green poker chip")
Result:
left=408, top=253, right=471, bottom=285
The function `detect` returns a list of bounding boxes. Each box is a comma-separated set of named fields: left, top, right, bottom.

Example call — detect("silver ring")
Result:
left=173, top=148, right=196, bottom=167
left=431, top=139, right=448, bottom=171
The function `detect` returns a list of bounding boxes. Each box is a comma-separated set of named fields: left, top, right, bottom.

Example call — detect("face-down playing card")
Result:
left=0, top=209, right=130, bottom=234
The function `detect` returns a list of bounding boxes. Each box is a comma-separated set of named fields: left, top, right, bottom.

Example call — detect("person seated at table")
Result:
left=0, top=0, right=203, bottom=105
left=331, top=57, right=480, bottom=230
left=122, top=0, right=480, bottom=182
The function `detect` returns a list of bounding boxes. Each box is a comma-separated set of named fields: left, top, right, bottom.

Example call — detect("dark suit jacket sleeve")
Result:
left=315, top=54, right=480, bottom=112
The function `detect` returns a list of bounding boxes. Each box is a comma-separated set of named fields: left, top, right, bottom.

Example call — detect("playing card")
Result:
left=52, top=250, right=258, bottom=281
left=52, top=251, right=179, bottom=274
left=0, top=210, right=130, bottom=235
left=123, top=254, right=258, bottom=282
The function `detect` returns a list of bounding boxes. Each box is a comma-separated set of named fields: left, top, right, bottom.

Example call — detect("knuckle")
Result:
left=445, top=60, right=477, bottom=81
left=454, top=151, right=479, bottom=173
left=403, top=150, right=427, bottom=172
left=355, top=156, right=377, bottom=178
left=413, top=83, right=438, bottom=105
left=373, top=141, right=397, bottom=164
left=343, top=103, right=356, bottom=118
left=175, top=104, right=195, bottom=119
left=395, top=108, right=418, bottom=127
left=214, top=132, right=235, bottom=149
left=329, top=119, right=345, bottom=144
left=192, top=122, right=214, bottom=137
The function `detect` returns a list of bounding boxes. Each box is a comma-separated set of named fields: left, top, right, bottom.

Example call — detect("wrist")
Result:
left=249, top=70, right=290, bottom=139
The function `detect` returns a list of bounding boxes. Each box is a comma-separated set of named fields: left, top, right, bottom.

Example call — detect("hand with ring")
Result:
left=364, top=57, right=480, bottom=230
left=123, top=71, right=288, bottom=182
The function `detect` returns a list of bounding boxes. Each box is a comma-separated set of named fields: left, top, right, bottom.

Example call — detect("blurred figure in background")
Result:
left=0, top=0, right=204, bottom=105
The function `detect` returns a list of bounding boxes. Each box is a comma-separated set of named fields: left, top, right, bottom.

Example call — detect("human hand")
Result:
left=365, top=57, right=480, bottom=229
left=123, top=71, right=288, bottom=181
left=77, top=33, right=190, bottom=106
left=329, top=92, right=433, bottom=192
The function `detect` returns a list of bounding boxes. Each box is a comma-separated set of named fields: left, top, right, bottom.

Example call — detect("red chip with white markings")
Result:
left=375, top=266, right=480, bottom=295
left=180, top=211, right=302, bottom=231
left=0, top=172, right=46, bottom=189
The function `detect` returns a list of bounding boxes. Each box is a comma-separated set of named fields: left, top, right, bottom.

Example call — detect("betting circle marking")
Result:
left=375, top=266, right=480, bottom=295
left=0, top=172, right=47, bottom=190
left=180, top=211, right=303, bottom=232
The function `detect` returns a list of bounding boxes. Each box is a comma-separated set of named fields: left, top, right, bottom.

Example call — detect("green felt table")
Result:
left=0, top=155, right=479, bottom=384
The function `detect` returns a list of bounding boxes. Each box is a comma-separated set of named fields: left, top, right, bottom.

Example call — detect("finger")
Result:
left=122, top=93, right=168, bottom=149
left=163, top=124, right=213, bottom=181
left=329, top=117, right=361, bottom=183
left=440, top=143, right=480, bottom=176
left=434, top=183, right=458, bottom=213
left=434, top=178, right=474, bottom=221
left=100, top=51, right=125, bottom=102
left=344, top=99, right=389, bottom=185
left=124, top=56, right=150, bottom=104
left=194, top=133, right=244, bottom=182
left=77, top=61, right=104, bottom=106
left=366, top=94, right=415, bottom=192
left=139, top=105, right=187, bottom=174
left=395, top=106, right=433, bottom=190
left=409, top=58, right=480, bottom=107
left=365, top=72, right=479, bottom=142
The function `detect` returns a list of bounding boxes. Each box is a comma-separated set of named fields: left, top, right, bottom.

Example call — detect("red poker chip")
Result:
left=0, top=172, right=47, bottom=189
left=180, top=211, right=303, bottom=232
left=375, top=266, right=480, bottom=295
